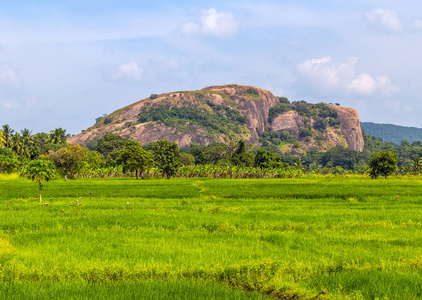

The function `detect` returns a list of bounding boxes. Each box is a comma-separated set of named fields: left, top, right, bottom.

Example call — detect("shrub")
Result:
left=246, top=88, right=259, bottom=96
left=277, top=97, right=290, bottom=104
left=313, top=118, right=328, bottom=130
left=299, top=128, right=312, bottom=138
left=103, top=116, right=113, bottom=124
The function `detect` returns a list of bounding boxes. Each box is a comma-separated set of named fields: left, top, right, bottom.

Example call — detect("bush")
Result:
left=246, top=88, right=259, bottom=96
left=313, top=118, right=328, bottom=130
left=299, top=128, right=312, bottom=138
left=103, top=116, right=113, bottom=124
left=150, top=94, right=158, bottom=100
left=277, top=97, right=290, bottom=104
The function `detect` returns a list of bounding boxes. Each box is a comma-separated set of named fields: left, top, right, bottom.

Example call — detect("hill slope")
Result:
left=68, top=84, right=364, bottom=152
left=361, top=122, right=422, bottom=144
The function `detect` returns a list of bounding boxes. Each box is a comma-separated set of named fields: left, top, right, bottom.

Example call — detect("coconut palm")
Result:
left=2, top=124, right=14, bottom=148
left=412, top=156, right=422, bottom=175
left=49, top=128, right=67, bottom=144
left=0, top=130, right=5, bottom=147
left=11, top=133, right=25, bottom=156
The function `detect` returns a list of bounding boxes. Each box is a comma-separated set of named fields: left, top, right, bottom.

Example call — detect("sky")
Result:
left=1, top=0, right=422, bottom=135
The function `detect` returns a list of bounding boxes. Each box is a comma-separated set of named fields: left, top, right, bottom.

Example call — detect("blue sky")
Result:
left=1, top=0, right=422, bottom=134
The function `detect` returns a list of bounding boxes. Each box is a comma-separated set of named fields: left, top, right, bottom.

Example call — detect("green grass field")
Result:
left=1, top=175, right=422, bottom=299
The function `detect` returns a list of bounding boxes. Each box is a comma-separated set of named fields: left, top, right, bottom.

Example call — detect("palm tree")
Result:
left=2, top=124, right=14, bottom=148
left=0, top=130, right=5, bottom=147
left=412, top=156, right=422, bottom=175
left=11, top=132, right=25, bottom=156
left=49, top=128, right=67, bottom=144
left=20, top=129, right=34, bottom=158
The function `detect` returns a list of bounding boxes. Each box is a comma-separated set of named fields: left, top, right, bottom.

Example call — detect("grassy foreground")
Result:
left=1, top=175, right=422, bottom=299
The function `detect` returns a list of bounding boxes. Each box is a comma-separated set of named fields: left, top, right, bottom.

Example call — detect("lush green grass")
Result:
left=0, top=280, right=264, bottom=300
left=1, top=175, right=422, bottom=299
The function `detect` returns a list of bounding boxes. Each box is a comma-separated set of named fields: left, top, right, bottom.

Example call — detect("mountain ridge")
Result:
left=361, top=122, right=422, bottom=144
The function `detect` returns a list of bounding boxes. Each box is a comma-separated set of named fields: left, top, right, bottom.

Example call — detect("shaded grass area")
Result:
left=1, top=176, right=422, bottom=299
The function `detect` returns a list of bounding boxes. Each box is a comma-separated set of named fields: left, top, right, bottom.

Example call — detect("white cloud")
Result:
left=364, top=9, right=402, bottom=32
left=385, top=100, right=413, bottom=112
left=0, top=64, right=20, bottom=87
left=298, top=56, right=358, bottom=90
left=412, top=18, right=422, bottom=29
left=1, top=101, right=18, bottom=109
left=376, top=76, right=401, bottom=97
left=181, top=8, right=238, bottom=37
left=298, top=56, right=400, bottom=97
left=348, top=73, right=376, bottom=95
left=111, top=61, right=143, bottom=82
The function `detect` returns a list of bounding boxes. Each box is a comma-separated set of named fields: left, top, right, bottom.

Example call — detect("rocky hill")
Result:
left=68, top=84, right=364, bottom=153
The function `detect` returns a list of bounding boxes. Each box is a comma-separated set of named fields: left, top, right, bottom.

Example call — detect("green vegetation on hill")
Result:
left=361, top=121, right=422, bottom=144
left=138, top=105, right=247, bottom=135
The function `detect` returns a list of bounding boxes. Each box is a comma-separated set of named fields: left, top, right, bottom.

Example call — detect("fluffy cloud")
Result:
left=111, top=61, right=143, bottom=82
left=0, top=64, right=20, bottom=88
left=297, top=56, right=400, bottom=97
left=181, top=8, right=238, bottom=37
left=364, top=9, right=402, bottom=32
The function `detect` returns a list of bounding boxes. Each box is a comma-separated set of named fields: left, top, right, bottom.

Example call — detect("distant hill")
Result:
left=361, top=122, right=422, bottom=144
left=68, top=84, right=364, bottom=153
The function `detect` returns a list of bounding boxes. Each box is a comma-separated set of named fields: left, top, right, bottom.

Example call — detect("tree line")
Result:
left=0, top=123, right=420, bottom=180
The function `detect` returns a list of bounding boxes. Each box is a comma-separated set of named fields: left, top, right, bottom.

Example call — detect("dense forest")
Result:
left=1, top=123, right=422, bottom=178
left=361, top=122, right=422, bottom=144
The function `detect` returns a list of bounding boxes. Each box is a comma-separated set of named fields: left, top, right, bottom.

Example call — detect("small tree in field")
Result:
left=25, top=159, right=55, bottom=203
left=368, top=151, right=397, bottom=179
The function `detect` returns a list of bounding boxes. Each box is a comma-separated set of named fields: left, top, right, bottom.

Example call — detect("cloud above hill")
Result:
left=297, top=56, right=400, bottom=97
left=111, top=61, right=143, bottom=82
left=181, top=8, right=239, bottom=37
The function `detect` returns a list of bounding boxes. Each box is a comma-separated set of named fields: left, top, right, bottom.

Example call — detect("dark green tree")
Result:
left=2, top=124, right=14, bottom=148
left=231, top=140, right=254, bottom=167
left=153, top=140, right=181, bottom=179
left=118, top=142, right=154, bottom=179
left=368, top=151, right=398, bottom=179
left=94, top=134, right=131, bottom=157
left=49, top=128, right=67, bottom=144
left=48, top=143, right=89, bottom=178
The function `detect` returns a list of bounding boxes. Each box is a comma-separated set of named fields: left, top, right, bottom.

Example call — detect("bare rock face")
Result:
left=329, top=105, right=364, bottom=152
left=270, top=111, right=304, bottom=138
left=269, top=105, right=364, bottom=152
left=68, top=84, right=364, bottom=152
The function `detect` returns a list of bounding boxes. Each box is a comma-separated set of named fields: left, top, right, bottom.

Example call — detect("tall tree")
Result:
left=412, top=156, right=422, bottom=175
left=49, top=128, right=67, bottom=144
left=118, top=141, right=154, bottom=179
left=11, top=133, right=25, bottom=157
left=231, top=140, right=254, bottom=167
left=368, top=151, right=398, bottom=179
left=153, top=140, right=181, bottom=179
left=2, top=124, right=14, bottom=148
left=48, top=143, right=89, bottom=178
left=0, top=130, right=5, bottom=147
